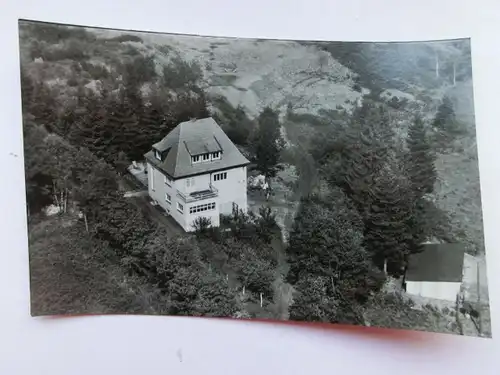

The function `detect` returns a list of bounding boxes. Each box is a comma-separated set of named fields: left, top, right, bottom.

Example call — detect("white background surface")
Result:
left=1, top=0, right=499, bottom=374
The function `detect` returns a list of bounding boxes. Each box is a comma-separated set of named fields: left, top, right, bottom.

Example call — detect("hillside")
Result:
left=19, top=18, right=486, bottom=269
left=19, top=21, right=489, bottom=336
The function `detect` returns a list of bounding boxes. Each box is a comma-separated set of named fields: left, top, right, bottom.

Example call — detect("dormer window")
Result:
left=154, top=149, right=161, bottom=161
left=191, top=151, right=222, bottom=164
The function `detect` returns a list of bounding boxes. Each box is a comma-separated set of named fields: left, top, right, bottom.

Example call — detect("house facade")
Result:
left=144, top=117, right=250, bottom=232
left=403, top=243, right=465, bottom=302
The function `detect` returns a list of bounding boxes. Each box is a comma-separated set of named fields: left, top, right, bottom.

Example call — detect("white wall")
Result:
left=406, top=281, right=462, bottom=302
left=147, top=161, right=177, bottom=217
left=177, top=173, right=211, bottom=195
left=185, top=201, right=220, bottom=232
left=147, top=162, right=225, bottom=231
left=208, top=166, right=248, bottom=215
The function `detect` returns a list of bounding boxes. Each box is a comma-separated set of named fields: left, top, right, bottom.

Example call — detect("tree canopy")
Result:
left=254, top=107, right=285, bottom=179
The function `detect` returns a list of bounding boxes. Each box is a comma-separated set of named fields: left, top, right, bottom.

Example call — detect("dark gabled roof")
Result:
left=145, top=117, right=250, bottom=179
left=184, top=137, right=222, bottom=155
left=405, top=243, right=465, bottom=283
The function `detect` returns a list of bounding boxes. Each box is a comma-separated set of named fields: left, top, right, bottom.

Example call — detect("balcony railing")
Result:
left=176, top=183, right=219, bottom=203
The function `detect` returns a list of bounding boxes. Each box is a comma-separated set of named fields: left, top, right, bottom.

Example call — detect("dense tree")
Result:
left=432, top=96, right=455, bottom=130
left=363, top=161, right=416, bottom=275
left=106, top=95, right=141, bottom=160
left=287, top=189, right=384, bottom=298
left=172, top=91, right=211, bottom=123
left=254, top=107, right=285, bottom=179
left=162, top=57, right=203, bottom=90
left=20, top=69, right=36, bottom=113
left=405, top=115, right=437, bottom=198
left=144, top=238, right=238, bottom=316
left=226, top=239, right=276, bottom=298
left=289, top=275, right=337, bottom=322
left=28, top=80, right=59, bottom=131
left=287, top=189, right=384, bottom=323
left=212, top=97, right=254, bottom=145
left=23, top=121, right=54, bottom=213
left=337, top=101, right=394, bottom=219
left=120, top=55, right=157, bottom=87
left=44, top=134, right=78, bottom=212
left=168, top=267, right=238, bottom=317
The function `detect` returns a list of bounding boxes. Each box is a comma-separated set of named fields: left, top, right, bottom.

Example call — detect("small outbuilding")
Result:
left=403, top=243, right=465, bottom=302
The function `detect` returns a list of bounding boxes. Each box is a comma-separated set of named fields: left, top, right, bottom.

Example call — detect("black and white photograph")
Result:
left=19, top=19, right=491, bottom=337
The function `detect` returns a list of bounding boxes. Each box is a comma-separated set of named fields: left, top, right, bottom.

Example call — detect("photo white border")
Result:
left=1, top=1, right=499, bottom=374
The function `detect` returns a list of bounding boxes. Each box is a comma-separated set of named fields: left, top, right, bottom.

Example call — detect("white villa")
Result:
left=144, top=117, right=250, bottom=232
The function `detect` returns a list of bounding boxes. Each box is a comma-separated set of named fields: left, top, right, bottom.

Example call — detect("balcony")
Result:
left=176, top=183, right=219, bottom=203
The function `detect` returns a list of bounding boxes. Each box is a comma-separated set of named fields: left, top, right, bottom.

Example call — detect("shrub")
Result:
left=43, top=42, right=89, bottom=62
left=124, top=45, right=141, bottom=56
left=108, top=34, right=143, bottom=43
left=67, top=77, right=79, bottom=87
left=162, top=57, right=203, bottom=89
left=80, top=61, right=110, bottom=81
left=192, top=216, right=212, bottom=234
left=24, top=22, right=96, bottom=44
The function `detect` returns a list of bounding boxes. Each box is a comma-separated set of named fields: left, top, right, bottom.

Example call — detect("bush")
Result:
left=192, top=216, right=212, bottom=234
left=162, top=57, right=203, bottom=89
left=23, top=22, right=96, bottom=44
left=387, top=96, right=409, bottom=110
left=67, top=77, right=79, bottom=87
left=108, top=34, right=143, bottom=43
left=124, top=45, right=141, bottom=57
left=80, top=61, right=110, bottom=80
left=42, top=42, right=89, bottom=62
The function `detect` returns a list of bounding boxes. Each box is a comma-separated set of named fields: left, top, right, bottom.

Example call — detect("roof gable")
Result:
left=145, top=117, right=250, bottom=178
left=405, top=243, right=465, bottom=283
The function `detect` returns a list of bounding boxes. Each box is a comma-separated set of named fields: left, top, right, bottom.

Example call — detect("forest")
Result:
left=21, top=21, right=474, bottom=332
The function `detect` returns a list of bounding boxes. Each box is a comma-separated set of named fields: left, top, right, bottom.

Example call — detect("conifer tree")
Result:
left=363, top=161, right=416, bottom=276
left=287, top=189, right=385, bottom=323
left=287, top=189, right=384, bottom=295
left=29, top=81, right=58, bottom=130
left=137, top=97, right=168, bottom=156
left=406, top=115, right=436, bottom=198
left=106, top=92, right=141, bottom=160
left=254, top=107, right=284, bottom=179
left=338, top=101, right=394, bottom=219
left=432, top=96, right=455, bottom=130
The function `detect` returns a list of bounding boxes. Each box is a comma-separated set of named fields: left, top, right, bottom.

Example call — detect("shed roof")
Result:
left=405, top=243, right=465, bottom=283
left=145, top=117, right=250, bottom=179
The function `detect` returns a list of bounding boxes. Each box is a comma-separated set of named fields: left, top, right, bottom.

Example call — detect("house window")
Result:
left=202, top=153, right=210, bottom=161
left=189, top=202, right=216, bottom=214
left=154, top=150, right=161, bottom=161
left=213, top=172, right=228, bottom=181
left=164, top=175, right=172, bottom=186
left=212, top=151, right=221, bottom=160
left=192, top=155, right=201, bottom=163
left=165, top=193, right=171, bottom=204
left=177, top=202, right=184, bottom=213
